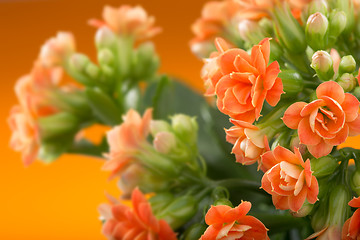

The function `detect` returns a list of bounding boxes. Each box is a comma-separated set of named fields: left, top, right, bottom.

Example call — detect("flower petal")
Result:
left=298, top=118, right=322, bottom=145
left=316, top=81, right=345, bottom=104
left=283, top=102, right=307, bottom=129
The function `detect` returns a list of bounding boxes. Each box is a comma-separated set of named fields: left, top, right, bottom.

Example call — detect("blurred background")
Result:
left=0, top=0, right=358, bottom=239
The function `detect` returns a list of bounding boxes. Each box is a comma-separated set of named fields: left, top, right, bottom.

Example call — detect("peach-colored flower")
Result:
left=99, top=188, right=177, bottom=240
left=40, top=32, right=76, bottom=67
left=15, top=62, right=62, bottom=119
left=283, top=81, right=360, bottom=158
left=225, top=118, right=269, bottom=169
left=8, top=105, right=40, bottom=166
left=236, top=0, right=311, bottom=20
left=200, top=201, right=269, bottom=240
left=261, top=146, right=319, bottom=212
left=103, top=109, right=152, bottom=179
left=89, top=5, right=161, bottom=41
left=342, top=197, right=360, bottom=240
left=214, top=37, right=283, bottom=122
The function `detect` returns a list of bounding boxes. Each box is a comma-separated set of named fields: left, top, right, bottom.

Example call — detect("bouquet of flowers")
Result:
left=8, top=0, right=360, bottom=239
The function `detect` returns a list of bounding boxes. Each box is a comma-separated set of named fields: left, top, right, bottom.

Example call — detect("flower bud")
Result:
left=306, top=12, right=329, bottom=50
left=353, top=87, right=360, bottom=98
left=133, top=42, right=160, bottom=80
left=334, top=0, right=354, bottom=33
left=310, top=155, right=339, bottom=178
left=67, top=54, right=97, bottom=86
left=328, top=10, right=347, bottom=41
left=69, top=53, right=89, bottom=73
left=328, top=185, right=351, bottom=227
left=171, top=114, right=198, bottom=144
left=157, top=195, right=197, bottom=229
left=153, top=132, right=177, bottom=154
left=190, top=41, right=215, bottom=59
left=238, top=20, right=263, bottom=44
left=292, top=201, right=314, bottom=217
left=351, top=169, right=360, bottom=195
left=150, top=120, right=171, bottom=136
left=38, top=112, right=79, bottom=141
left=311, top=51, right=334, bottom=81
left=117, top=164, right=144, bottom=199
left=149, top=192, right=174, bottom=214
left=307, top=0, right=328, bottom=16
left=98, top=49, right=115, bottom=66
left=311, top=200, right=329, bottom=232
left=85, top=63, right=100, bottom=79
left=278, top=69, right=304, bottom=96
left=95, top=27, right=117, bottom=49
left=339, top=55, right=356, bottom=74
left=338, top=73, right=357, bottom=92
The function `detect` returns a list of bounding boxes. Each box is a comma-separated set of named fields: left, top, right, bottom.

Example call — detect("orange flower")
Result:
left=99, top=188, right=177, bottom=240
left=40, top=32, right=76, bottom=67
left=225, top=118, right=269, bottom=169
left=89, top=5, right=161, bottom=41
left=104, top=109, right=152, bottom=179
left=214, top=37, right=283, bottom=122
left=200, top=201, right=269, bottom=240
left=342, top=197, right=360, bottom=240
left=261, top=146, right=319, bottom=212
left=8, top=106, right=40, bottom=166
left=283, top=81, right=360, bottom=158
left=236, top=0, right=311, bottom=20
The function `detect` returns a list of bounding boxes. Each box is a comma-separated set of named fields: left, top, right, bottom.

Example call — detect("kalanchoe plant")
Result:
left=8, top=1, right=360, bottom=240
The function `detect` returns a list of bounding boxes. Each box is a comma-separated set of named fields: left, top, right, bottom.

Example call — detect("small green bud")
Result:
left=311, top=51, right=334, bottom=81
left=306, top=12, right=329, bottom=50
left=157, top=195, right=197, bottom=229
left=310, top=155, right=339, bottom=178
left=351, top=169, right=360, bottom=195
left=95, top=27, right=117, bottom=49
left=153, top=132, right=177, bottom=154
left=149, top=193, right=174, bottom=214
left=171, top=114, right=198, bottom=144
left=98, top=49, right=115, bottom=66
left=292, top=201, right=314, bottom=217
left=353, top=87, right=360, bottom=99
left=328, top=185, right=350, bottom=226
left=329, top=10, right=347, bottom=40
left=338, top=73, right=357, bottom=92
left=339, top=55, right=356, bottom=74
left=278, top=69, right=304, bottom=96
left=150, top=120, right=171, bottom=136
left=38, top=112, right=79, bottom=141
left=334, top=0, right=354, bottom=33
left=85, top=63, right=100, bottom=79
left=69, top=53, right=89, bottom=72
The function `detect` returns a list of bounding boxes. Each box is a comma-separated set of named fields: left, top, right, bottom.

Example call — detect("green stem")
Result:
left=214, top=178, right=264, bottom=194
left=67, top=139, right=107, bottom=159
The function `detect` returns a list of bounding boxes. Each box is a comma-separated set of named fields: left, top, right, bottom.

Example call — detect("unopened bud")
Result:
left=329, top=10, right=347, bottom=40
left=328, top=185, right=350, bottom=227
left=69, top=53, right=89, bottom=72
left=150, top=120, right=171, bottom=136
left=157, top=196, right=197, bottom=229
left=310, top=155, right=339, bottom=178
left=149, top=193, right=174, bottom=214
left=306, top=12, right=329, bottom=50
left=311, top=51, right=334, bottom=81
left=308, top=0, right=328, bottom=16
left=351, top=169, right=360, bottom=195
left=238, top=20, right=262, bottom=44
left=171, top=114, right=198, bottom=143
left=190, top=41, right=215, bottom=59
left=153, top=132, right=177, bottom=154
left=38, top=112, right=79, bottom=141
left=339, top=55, right=356, bottom=74
left=278, top=69, right=304, bottom=95
left=292, top=201, right=314, bottom=217
left=85, top=63, right=100, bottom=79
left=334, top=0, right=355, bottom=33
left=98, top=49, right=115, bottom=66
left=353, top=87, right=360, bottom=98
left=338, top=73, right=357, bottom=92
left=118, top=164, right=144, bottom=199
left=95, top=27, right=117, bottom=49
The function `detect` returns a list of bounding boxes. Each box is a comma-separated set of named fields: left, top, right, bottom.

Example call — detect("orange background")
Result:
left=0, top=0, right=359, bottom=239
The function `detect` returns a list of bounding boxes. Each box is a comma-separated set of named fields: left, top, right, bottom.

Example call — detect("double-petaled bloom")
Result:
left=261, top=146, right=319, bottom=212
left=210, top=37, right=283, bottom=122
left=99, top=188, right=177, bottom=240
left=8, top=62, right=63, bottom=166
left=225, top=118, right=269, bottom=169
left=40, top=32, right=76, bottom=67
left=342, top=197, right=360, bottom=240
left=89, top=5, right=161, bottom=41
left=283, top=81, right=360, bottom=158
left=104, top=109, right=152, bottom=179
left=200, top=201, right=269, bottom=240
